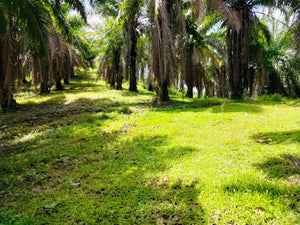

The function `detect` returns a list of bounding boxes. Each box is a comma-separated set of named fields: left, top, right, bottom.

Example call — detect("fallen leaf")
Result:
left=254, top=207, right=264, bottom=214
left=71, top=182, right=81, bottom=187
left=257, top=139, right=265, bottom=143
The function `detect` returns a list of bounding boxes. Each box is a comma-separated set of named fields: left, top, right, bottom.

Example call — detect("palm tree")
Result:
left=220, top=0, right=276, bottom=99
left=151, top=0, right=187, bottom=102
left=0, top=0, right=49, bottom=111
left=262, top=7, right=300, bottom=97
left=98, top=37, right=123, bottom=89
left=123, top=0, right=141, bottom=92
left=276, top=0, right=300, bottom=54
left=0, top=0, right=87, bottom=111
left=92, top=0, right=142, bottom=92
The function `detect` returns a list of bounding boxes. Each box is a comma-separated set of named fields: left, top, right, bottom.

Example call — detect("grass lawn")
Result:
left=1, top=70, right=300, bottom=224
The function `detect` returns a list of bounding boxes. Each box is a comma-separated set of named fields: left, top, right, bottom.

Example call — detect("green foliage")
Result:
left=185, top=16, right=204, bottom=46
left=68, top=15, right=85, bottom=30
left=257, top=94, right=283, bottom=102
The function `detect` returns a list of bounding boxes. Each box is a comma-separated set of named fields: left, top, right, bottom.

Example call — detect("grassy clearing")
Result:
left=0, top=70, right=300, bottom=224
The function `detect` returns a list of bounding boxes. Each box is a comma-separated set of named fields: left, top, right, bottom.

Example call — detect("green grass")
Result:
left=1, top=70, right=300, bottom=224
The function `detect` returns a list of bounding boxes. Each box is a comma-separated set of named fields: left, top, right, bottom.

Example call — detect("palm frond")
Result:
left=208, top=0, right=241, bottom=30
left=64, top=0, right=87, bottom=22
left=13, top=0, right=50, bottom=56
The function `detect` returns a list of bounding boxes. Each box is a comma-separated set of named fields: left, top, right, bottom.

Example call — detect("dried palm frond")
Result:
left=190, top=0, right=206, bottom=20
left=207, top=0, right=241, bottom=30
left=294, top=13, right=300, bottom=55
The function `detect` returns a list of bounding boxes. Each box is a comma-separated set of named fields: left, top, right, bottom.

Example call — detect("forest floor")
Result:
left=1, top=70, right=300, bottom=225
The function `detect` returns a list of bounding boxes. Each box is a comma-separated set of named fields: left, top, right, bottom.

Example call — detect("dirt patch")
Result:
left=51, top=158, right=76, bottom=178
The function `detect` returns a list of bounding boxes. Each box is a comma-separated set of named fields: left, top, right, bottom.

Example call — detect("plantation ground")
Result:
left=0, top=70, right=300, bottom=225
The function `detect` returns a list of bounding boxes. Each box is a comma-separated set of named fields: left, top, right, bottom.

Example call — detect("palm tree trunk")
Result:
left=185, top=44, right=194, bottom=98
left=0, top=39, right=5, bottom=110
left=112, top=46, right=122, bottom=90
left=195, top=64, right=203, bottom=98
left=40, top=59, right=50, bottom=93
left=0, top=39, right=16, bottom=111
left=56, top=78, right=63, bottom=90
left=110, top=70, right=115, bottom=88
left=228, top=28, right=243, bottom=99
left=129, top=25, right=138, bottom=92
left=220, top=66, right=227, bottom=98
left=159, top=79, right=169, bottom=102
left=70, top=66, right=75, bottom=78
left=63, top=55, right=71, bottom=85
left=116, top=73, right=122, bottom=90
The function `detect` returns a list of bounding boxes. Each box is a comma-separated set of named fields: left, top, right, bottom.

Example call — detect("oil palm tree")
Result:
left=151, top=0, right=186, bottom=102
left=0, top=0, right=86, bottom=111
left=0, top=0, right=49, bottom=111
left=92, top=0, right=142, bottom=92
left=221, top=0, right=276, bottom=99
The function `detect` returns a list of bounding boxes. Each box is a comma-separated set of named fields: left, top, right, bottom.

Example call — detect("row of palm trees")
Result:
left=1, top=0, right=299, bottom=111
left=0, top=0, right=86, bottom=111
left=97, top=0, right=300, bottom=101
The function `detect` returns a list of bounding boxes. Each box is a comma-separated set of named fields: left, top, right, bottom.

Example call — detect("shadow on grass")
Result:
left=0, top=95, right=148, bottom=150
left=121, top=89, right=155, bottom=97
left=152, top=99, right=264, bottom=114
left=223, top=174, right=300, bottom=222
left=0, top=132, right=207, bottom=224
left=252, top=130, right=300, bottom=145
left=211, top=102, right=263, bottom=114
left=254, top=154, right=300, bottom=179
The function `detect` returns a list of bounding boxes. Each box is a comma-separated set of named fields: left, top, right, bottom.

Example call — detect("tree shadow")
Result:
left=0, top=95, right=152, bottom=152
left=121, top=89, right=155, bottom=97
left=222, top=174, right=300, bottom=222
left=218, top=153, right=300, bottom=222
left=253, top=154, right=300, bottom=179
left=57, top=136, right=206, bottom=224
left=252, top=130, right=300, bottom=145
left=0, top=133, right=207, bottom=224
left=211, top=103, right=263, bottom=114
left=151, top=99, right=264, bottom=114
